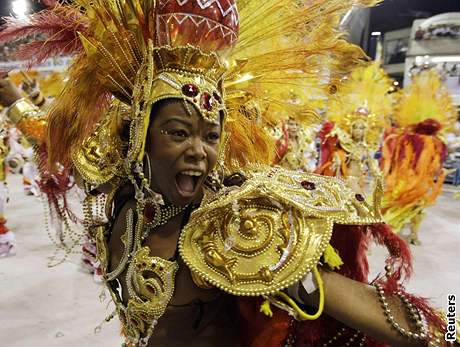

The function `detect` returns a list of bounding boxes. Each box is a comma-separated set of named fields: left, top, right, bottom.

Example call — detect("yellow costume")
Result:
left=0, top=132, right=14, bottom=258
left=316, top=62, right=395, bottom=190
left=1, top=1, right=452, bottom=346
left=381, top=70, right=457, bottom=245
left=273, top=118, right=319, bottom=172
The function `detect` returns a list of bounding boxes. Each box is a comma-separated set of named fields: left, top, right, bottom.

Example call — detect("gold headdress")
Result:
left=326, top=62, right=395, bottom=150
left=394, top=69, right=457, bottom=131
left=0, top=0, right=380, bottom=188
left=47, top=0, right=236, bottom=171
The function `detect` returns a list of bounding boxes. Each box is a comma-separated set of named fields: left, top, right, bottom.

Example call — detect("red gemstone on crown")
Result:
left=301, top=181, right=316, bottom=190
left=202, top=92, right=213, bottom=111
left=355, top=194, right=365, bottom=202
left=182, top=83, right=199, bottom=97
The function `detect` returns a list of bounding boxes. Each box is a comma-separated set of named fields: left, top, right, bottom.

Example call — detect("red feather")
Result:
left=369, top=223, right=412, bottom=291
left=35, top=144, right=78, bottom=223
left=331, top=224, right=370, bottom=282
left=408, top=134, right=425, bottom=169
left=273, top=121, right=289, bottom=165
left=411, top=118, right=442, bottom=136
left=315, top=121, right=337, bottom=173
left=0, top=4, right=87, bottom=65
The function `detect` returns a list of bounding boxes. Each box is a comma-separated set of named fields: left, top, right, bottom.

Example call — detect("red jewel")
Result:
left=144, top=204, right=155, bottom=222
left=355, top=194, right=365, bottom=202
left=182, top=83, right=199, bottom=97
left=202, top=92, right=213, bottom=111
left=301, top=181, right=316, bottom=190
left=213, top=91, right=222, bottom=104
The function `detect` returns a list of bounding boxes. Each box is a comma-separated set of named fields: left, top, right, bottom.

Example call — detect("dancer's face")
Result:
left=147, top=99, right=221, bottom=206
left=351, top=121, right=366, bottom=142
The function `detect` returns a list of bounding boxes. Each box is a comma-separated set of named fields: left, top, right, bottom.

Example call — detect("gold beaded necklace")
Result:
left=142, top=200, right=188, bottom=239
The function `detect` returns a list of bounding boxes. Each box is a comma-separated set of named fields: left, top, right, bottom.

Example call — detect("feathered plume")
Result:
left=222, top=0, right=380, bottom=170
left=381, top=70, right=454, bottom=232
left=0, top=4, right=88, bottom=66
left=1, top=0, right=380, bottom=171
left=394, top=69, right=456, bottom=131
left=325, top=61, right=395, bottom=149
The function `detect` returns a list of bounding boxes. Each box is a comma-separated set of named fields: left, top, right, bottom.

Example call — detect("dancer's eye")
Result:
left=162, top=129, right=190, bottom=141
left=205, top=131, right=220, bottom=144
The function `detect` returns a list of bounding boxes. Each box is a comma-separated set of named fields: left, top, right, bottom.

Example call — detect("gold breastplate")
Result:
left=180, top=166, right=383, bottom=296
left=94, top=166, right=384, bottom=346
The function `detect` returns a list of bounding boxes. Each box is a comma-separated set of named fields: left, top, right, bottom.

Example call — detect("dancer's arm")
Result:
left=300, top=269, right=430, bottom=347
left=0, top=78, right=47, bottom=144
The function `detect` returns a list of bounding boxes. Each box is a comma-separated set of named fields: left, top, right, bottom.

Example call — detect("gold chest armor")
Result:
left=94, top=166, right=384, bottom=345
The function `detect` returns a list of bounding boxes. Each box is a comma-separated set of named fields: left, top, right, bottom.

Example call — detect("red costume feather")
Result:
left=36, top=144, right=77, bottom=223
left=0, top=4, right=87, bottom=66
left=315, top=121, right=338, bottom=175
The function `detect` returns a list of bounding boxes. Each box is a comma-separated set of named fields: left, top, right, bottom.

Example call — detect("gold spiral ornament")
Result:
left=180, top=166, right=385, bottom=296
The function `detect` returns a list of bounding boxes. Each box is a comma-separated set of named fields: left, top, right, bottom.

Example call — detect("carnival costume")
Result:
left=11, top=71, right=101, bottom=273
left=272, top=77, right=327, bottom=171
left=0, top=129, right=14, bottom=257
left=273, top=119, right=319, bottom=172
left=7, top=71, right=65, bottom=195
left=316, top=62, right=395, bottom=191
left=381, top=70, right=457, bottom=245
left=0, top=1, right=453, bottom=346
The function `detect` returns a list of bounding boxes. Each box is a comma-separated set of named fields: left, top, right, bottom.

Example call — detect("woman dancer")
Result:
left=0, top=1, right=452, bottom=346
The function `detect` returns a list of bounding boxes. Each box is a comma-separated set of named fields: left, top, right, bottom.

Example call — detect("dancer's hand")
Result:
left=21, top=78, right=38, bottom=95
left=0, top=78, right=23, bottom=107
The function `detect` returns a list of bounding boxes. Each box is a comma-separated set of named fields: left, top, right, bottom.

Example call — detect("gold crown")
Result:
left=153, top=45, right=227, bottom=85
left=149, top=45, right=227, bottom=122
left=129, top=43, right=228, bottom=163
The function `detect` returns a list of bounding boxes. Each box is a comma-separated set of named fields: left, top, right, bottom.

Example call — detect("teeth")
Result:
left=181, top=170, right=202, bottom=177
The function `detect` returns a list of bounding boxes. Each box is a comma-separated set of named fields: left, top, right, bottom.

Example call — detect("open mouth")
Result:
left=175, top=170, right=203, bottom=198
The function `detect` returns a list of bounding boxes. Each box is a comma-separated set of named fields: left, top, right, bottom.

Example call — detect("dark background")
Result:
left=369, top=0, right=460, bottom=33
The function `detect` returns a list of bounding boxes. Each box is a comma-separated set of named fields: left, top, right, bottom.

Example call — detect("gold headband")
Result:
left=129, top=43, right=227, bottom=163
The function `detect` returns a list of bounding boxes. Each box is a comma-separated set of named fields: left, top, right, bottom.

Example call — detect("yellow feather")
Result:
left=326, top=61, right=395, bottom=149
left=260, top=299, right=273, bottom=318
left=43, top=0, right=382, bottom=169
left=323, top=244, right=344, bottom=270
left=394, top=70, right=456, bottom=131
